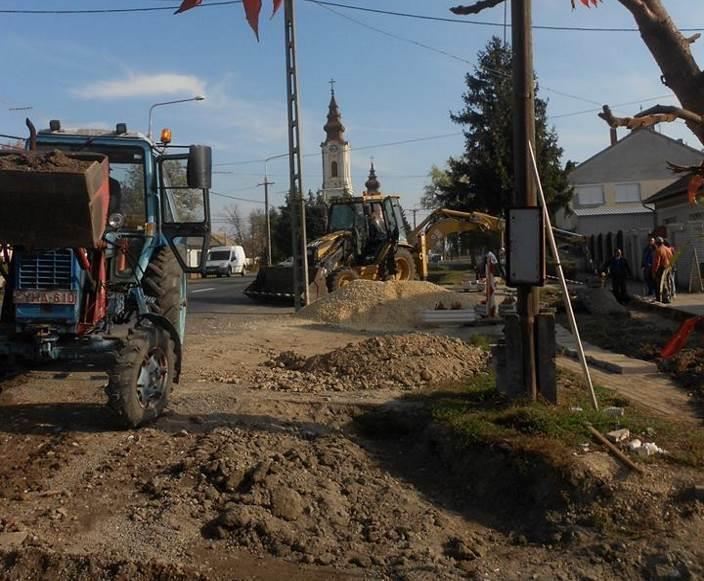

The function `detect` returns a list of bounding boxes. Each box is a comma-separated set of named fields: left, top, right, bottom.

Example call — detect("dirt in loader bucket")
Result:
left=0, top=150, right=110, bottom=249
left=0, top=150, right=95, bottom=173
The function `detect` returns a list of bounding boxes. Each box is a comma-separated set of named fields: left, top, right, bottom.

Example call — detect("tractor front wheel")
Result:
left=393, top=248, right=417, bottom=281
left=328, top=268, right=359, bottom=292
left=106, top=328, right=175, bottom=429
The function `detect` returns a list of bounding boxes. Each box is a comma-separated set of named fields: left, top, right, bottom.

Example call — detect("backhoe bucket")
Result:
left=244, top=264, right=328, bottom=304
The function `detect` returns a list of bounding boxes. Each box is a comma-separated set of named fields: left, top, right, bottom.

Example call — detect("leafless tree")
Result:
left=222, top=204, right=245, bottom=243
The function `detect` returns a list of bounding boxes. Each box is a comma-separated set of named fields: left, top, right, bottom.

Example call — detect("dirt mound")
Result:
left=298, top=279, right=474, bottom=331
left=0, top=150, right=94, bottom=173
left=254, top=333, right=489, bottom=393
left=156, top=427, right=482, bottom=579
left=576, top=286, right=628, bottom=316
left=0, top=547, right=204, bottom=580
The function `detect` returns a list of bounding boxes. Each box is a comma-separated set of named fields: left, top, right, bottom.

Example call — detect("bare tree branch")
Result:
left=598, top=104, right=704, bottom=131
left=450, top=0, right=505, bottom=16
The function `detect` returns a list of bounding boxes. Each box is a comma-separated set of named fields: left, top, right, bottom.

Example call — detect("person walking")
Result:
left=602, top=249, right=632, bottom=303
left=652, top=237, right=674, bottom=303
left=641, top=236, right=656, bottom=297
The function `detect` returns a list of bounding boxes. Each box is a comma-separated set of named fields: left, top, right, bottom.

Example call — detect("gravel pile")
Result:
left=298, top=279, right=474, bottom=331
left=253, top=333, right=489, bottom=393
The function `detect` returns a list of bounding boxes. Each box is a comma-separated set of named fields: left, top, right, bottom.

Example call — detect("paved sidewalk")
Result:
left=557, top=356, right=700, bottom=424
left=626, top=281, right=704, bottom=318
left=556, top=324, right=658, bottom=374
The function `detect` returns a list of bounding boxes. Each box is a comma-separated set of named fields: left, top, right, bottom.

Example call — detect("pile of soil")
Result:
left=0, top=150, right=93, bottom=173
left=253, top=333, right=489, bottom=393
left=298, top=280, right=475, bottom=331
left=152, top=427, right=483, bottom=578
left=576, top=286, right=628, bottom=316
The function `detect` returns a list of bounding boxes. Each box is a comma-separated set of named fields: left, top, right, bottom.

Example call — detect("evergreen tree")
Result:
left=439, top=36, right=572, bottom=216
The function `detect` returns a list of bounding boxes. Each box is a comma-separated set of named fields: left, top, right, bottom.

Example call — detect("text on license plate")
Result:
left=13, top=290, right=77, bottom=305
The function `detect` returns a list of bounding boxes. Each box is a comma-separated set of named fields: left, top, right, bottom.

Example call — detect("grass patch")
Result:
left=427, top=261, right=473, bottom=286
left=415, top=369, right=704, bottom=467
left=467, top=334, right=494, bottom=351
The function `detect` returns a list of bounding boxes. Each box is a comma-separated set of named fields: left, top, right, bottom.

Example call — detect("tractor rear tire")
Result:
left=106, top=327, right=175, bottom=429
left=394, top=248, right=417, bottom=281
left=143, top=247, right=183, bottom=331
left=328, top=268, right=359, bottom=292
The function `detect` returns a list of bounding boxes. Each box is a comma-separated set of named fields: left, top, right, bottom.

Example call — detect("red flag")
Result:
left=688, top=174, right=704, bottom=206
left=661, top=316, right=703, bottom=359
left=244, top=0, right=263, bottom=40
left=272, top=0, right=283, bottom=17
left=174, top=0, right=202, bottom=14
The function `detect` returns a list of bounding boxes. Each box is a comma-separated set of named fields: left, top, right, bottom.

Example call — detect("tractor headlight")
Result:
left=108, top=213, right=126, bottom=230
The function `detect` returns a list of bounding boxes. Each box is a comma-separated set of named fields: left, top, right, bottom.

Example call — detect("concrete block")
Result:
left=498, top=314, right=523, bottom=398
left=536, top=312, right=557, bottom=404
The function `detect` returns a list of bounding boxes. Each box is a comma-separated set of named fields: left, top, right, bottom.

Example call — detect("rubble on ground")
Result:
left=298, top=280, right=476, bottom=331
left=252, top=333, right=489, bottom=393
left=143, top=427, right=480, bottom=578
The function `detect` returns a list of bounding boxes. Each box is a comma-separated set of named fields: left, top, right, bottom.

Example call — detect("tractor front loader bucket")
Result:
left=244, top=264, right=328, bottom=305
left=0, top=150, right=109, bottom=249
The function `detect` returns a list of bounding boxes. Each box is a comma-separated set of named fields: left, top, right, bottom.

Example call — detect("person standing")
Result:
left=652, top=237, right=673, bottom=303
left=641, top=236, right=656, bottom=296
left=602, top=249, right=632, bottom=303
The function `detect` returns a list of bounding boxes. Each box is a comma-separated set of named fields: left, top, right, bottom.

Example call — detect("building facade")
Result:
left=644, top=176, right=704, bottom=289
left=557, top=128, right=704, bottom=276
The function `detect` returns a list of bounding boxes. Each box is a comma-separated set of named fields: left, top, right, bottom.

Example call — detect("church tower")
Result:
left=321, top=81, right=353, bottom=202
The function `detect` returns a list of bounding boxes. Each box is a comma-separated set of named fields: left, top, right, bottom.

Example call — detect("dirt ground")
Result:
left=1, top=307, right=704, bottom=580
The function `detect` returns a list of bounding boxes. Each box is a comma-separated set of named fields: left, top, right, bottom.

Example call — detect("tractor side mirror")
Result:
left=187, top=145, right=212, bottom=189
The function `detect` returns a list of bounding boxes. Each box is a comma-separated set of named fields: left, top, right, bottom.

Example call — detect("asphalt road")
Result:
left=187, top=273, right=293, bottom=317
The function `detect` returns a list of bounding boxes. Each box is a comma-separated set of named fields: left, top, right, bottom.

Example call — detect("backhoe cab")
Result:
left=0, top=121, right=212, bottom=427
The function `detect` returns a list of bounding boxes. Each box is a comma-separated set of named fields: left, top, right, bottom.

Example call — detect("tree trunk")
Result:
left=619, top=0, right=704, bottom=144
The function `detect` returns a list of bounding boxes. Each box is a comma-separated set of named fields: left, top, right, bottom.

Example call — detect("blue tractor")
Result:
left=0, top=120, right=211, bottom=427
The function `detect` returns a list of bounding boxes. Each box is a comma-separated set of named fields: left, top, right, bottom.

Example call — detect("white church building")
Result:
left=320, top=85, right=354, bottom=202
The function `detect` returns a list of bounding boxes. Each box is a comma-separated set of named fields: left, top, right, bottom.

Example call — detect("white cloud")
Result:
left=73, top=73, right=205, bottom=99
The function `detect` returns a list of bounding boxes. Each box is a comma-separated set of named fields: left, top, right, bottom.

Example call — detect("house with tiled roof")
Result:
left=556, top=127, right=704, bottom=275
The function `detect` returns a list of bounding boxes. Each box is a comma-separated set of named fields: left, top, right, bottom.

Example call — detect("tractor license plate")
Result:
left=13, top=290, right=77, bottom=305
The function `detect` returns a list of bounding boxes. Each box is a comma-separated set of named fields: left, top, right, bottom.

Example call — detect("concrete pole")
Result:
left=284, top=0, right=309, bottom=309
left=512, top=0, right=539, bottom=400
left=258, top=176, right=274, bottom=266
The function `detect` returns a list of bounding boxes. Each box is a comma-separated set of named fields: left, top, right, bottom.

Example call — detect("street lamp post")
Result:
left=147, top=95, right=205, bottom=140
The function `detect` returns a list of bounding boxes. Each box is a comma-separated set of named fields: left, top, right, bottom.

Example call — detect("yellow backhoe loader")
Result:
left=244, top=194, right=503, bottom=304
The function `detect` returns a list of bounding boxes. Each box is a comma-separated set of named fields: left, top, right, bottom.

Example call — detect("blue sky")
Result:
left=0, top=0, right=702, bottom=228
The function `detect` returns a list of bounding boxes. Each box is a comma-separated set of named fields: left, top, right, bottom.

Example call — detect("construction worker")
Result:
left=652, top=237, right=673, bottom=303
left=602, top=248, right=632, bottom=304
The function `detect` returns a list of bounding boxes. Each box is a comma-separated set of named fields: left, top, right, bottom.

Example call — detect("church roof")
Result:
left=324, top=91, right=346, bottom=144
left=365, top=162, right=381, bottom=194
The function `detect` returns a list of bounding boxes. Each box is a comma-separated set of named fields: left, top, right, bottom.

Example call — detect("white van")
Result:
left=204, top=246, right=247, bottom=277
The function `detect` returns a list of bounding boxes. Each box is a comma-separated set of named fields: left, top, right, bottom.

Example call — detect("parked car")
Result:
left=204, top=245, right=247, bottom=277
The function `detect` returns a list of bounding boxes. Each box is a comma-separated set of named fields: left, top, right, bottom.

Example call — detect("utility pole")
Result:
left=411, top=209, right=418, bottom=230
left=284, top=0, right=309, bottom=309
left=257, top=177, right=274, bottom=266
left=512, top=0, right=539, bottom=400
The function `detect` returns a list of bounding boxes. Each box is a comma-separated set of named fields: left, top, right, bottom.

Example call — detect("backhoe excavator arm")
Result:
left=409, top=209, right=505, bottom=280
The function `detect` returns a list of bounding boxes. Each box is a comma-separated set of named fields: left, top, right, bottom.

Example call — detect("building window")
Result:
left=614, top=182, right=641, bottom=203
left=575, top=185, right=604, bottom=206
left=331, top=161, right=338, bottom=178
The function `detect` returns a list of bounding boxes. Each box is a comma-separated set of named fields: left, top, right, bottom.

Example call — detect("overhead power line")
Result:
left=0, top=1, right=241, bottom=14
left=306, top=1, right=704, bottom=33
left=4, top=0, right=701, bottom=32
left=210, top=190, right=265, bottom=204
